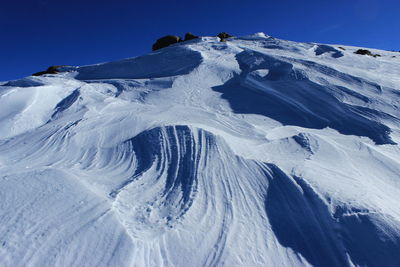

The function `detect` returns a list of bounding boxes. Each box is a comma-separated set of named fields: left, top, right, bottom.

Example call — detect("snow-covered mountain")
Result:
left=1, top=33, right=400, bottom=267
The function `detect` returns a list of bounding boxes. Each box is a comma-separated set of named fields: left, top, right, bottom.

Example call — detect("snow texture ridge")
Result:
left=1, top=33, right=400, bottom=267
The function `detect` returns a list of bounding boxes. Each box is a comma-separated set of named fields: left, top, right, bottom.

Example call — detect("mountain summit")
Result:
left=1, top=33, right=400, bottom=267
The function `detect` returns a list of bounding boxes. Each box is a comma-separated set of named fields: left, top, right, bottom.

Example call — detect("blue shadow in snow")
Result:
left=212, top=51, right=394, bottom=145
left=264, top=165, right=349, bottom=267
left=337, top=212, right=400, bottom=267
left=109, top=126, right=208, bottom=209
left=265, top=164, right=400, bottom=267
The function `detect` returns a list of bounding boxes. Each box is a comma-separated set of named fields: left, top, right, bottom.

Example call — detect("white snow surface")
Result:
left=1, top=33, right=400, bottom=267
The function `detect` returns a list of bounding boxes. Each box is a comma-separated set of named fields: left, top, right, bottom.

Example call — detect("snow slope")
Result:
left=1, top=33, right=400, bottom=267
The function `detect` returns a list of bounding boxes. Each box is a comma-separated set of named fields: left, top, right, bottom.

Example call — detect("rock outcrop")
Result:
left=152, top=35, right=182, bottom=51
left=184, top=32, right=199, bottom=41
left=32, top=65, right=65, bottom=76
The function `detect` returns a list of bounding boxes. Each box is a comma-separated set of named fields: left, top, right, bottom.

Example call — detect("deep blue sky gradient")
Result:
left=1, top=0, right=399, bottom=81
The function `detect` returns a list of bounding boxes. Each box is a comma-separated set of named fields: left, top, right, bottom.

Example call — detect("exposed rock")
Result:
left=32, top=65, right=65, bottom=76
left=217, top=32, right=233, bottom=41
left=184, top=32, right=199, bottom=41
left=354, top=49, right=373, bottom=56
left=152, top=35, right=182, bottom=51
left=354, top=49, right=380, bottom=57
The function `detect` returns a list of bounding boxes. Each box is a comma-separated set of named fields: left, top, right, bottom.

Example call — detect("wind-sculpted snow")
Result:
left=109, top=126, right=202, bottom=239
left=0, top=123, right=289, bottom=266
left=51, top=88, right=80, bottom=118
left=266, top=171, right=400, bottom=267
left=313, top=44, right=344, bottom=58
left=1, top=34, right=400, bottom=266
left=75, top=45, right=203, bottom=80
left=213, top=50, right=395, bottom=144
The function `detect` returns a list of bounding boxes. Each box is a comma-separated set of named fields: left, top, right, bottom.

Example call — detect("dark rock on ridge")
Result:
left=152, top=35, right=182, bottom=51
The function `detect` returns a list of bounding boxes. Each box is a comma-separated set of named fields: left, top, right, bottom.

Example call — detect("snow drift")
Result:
left=1, top=33, right=400, bottom=267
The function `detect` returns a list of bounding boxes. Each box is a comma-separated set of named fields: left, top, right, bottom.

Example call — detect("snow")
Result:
left=1, top=33, right=400, bottom=267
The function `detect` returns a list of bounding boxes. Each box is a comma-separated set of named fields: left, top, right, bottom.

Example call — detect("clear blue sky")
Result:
left=1, top=0, right=399, bottom=81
